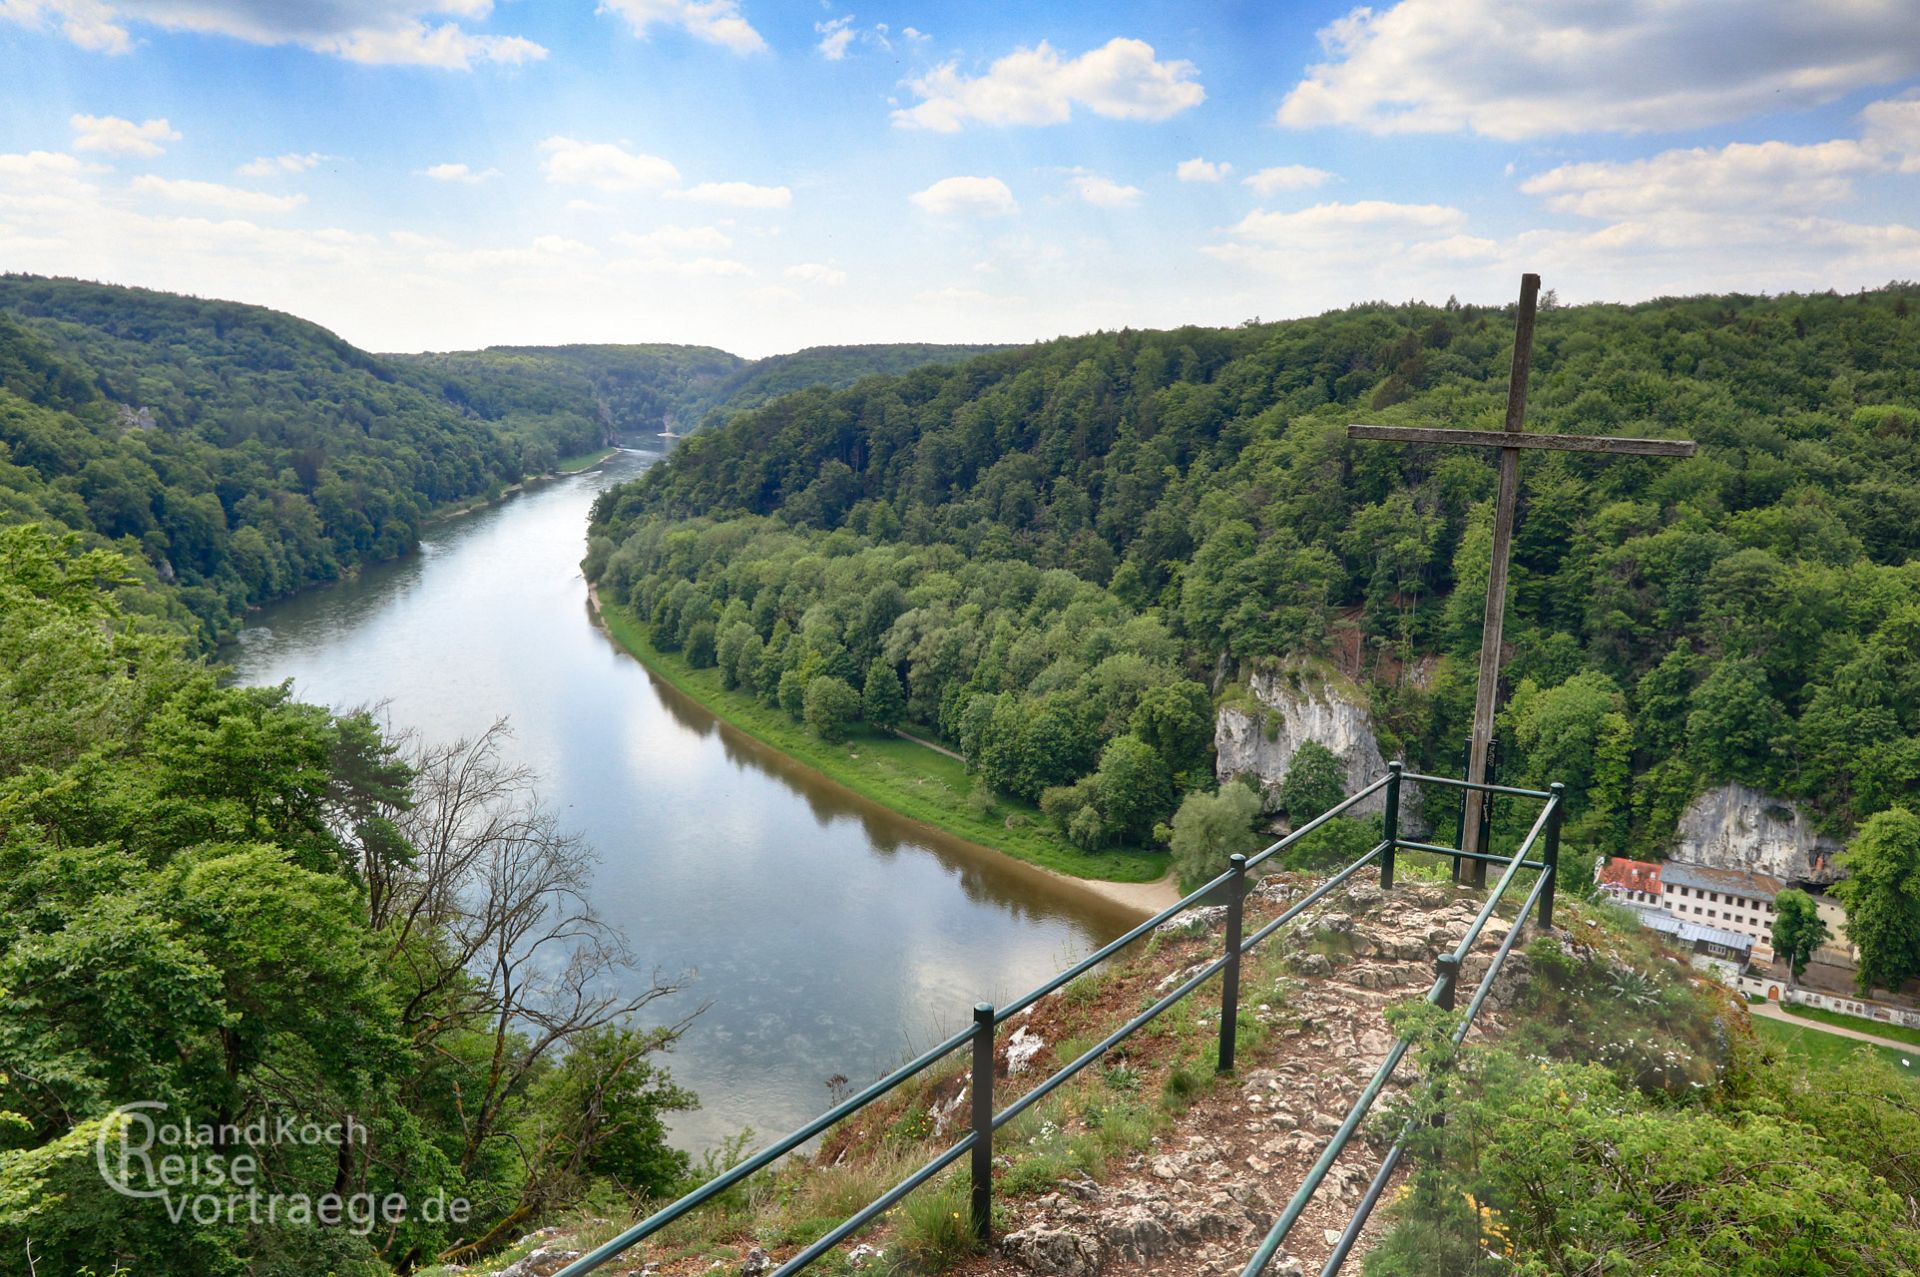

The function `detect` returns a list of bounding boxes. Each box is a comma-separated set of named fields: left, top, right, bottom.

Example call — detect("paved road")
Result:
left=1751, top=999, right=1920, bottom=1056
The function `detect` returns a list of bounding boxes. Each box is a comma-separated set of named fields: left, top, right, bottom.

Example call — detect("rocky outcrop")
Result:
left=1671, top=784, right=1843, bottom=885
left=1213, top=663, right=1399, bottom=819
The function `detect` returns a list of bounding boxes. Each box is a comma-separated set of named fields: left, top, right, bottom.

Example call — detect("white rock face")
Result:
left=1671, top=783, right=1843, bottom=885
left=1213, top=664, right=1395, bottom=818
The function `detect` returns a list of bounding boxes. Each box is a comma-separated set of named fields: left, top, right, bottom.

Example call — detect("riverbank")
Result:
left=556, top=445, right=619, bottom=473
left=588, top=585, right=1175, bottom=895
left=428, top=448, right=623, bottom=525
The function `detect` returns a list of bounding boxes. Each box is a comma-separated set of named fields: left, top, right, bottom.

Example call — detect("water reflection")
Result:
left=229, top=450, right=1129, bottom=1151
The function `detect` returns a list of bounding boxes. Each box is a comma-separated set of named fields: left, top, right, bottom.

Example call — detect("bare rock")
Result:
left=1007, top=1024, right=1048, bottom=1076
left=1001, top=1224, right=1104, bottom=1276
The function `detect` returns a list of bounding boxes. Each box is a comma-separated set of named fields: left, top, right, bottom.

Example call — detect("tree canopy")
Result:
left=591, top=284, right=1920, bottom=866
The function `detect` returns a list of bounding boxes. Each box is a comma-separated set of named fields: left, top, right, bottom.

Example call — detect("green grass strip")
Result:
left=557, top=446, right=619, bottom=473
left=596, top=602, right=1166, bottom=883
left=1752, top=1015, right=1919, bottom=1079
left=1782, top=1002, right=1920, bottom=1049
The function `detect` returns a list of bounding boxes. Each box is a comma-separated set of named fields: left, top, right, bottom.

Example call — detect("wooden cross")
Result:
left=1348, top=274, right=1697, bottom=884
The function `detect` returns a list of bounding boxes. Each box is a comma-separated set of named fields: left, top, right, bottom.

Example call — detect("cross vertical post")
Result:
left=1457, top=271, right=1538, bottom=884
left=1347, top=273, right=1696, bottom=884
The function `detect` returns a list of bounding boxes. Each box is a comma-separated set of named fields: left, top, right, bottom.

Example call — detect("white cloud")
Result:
left=615, top=224, right=733, bottom=254
left=816, top=14, right=853, bottom=59
left=317, top=20, right=544, bottom=68
left=784, top=262, right=846, bottom=285
left=1862, top=95, right=1920, bottom=172
left=1521, top=139, right=1883, bottom=219
left=893, top=37, right=1204, bottom=131
left=909, top=176, right=1017, bottom=217
left=129, top=175, right=306, bottom=213
left=1243, top=164, right=1334, bottom=195
left=0, top=150, right=104, bottom=198
left=3, top=1, right=546, bottom=68
left=1227, top=200, right=1464, bottom=247
left=1277, top=0, right=1920, bottom=139
left=598, top=0, right=765, bottom=54
left=70, top=114, right=179, bottom=157
left=539, top=137, right=680, bottom=192
left=1176, top=158, right=1230, bottom=182
left=419, top=162, right=502, bottom=183
left=239, top=153, right=329, bottom=177
left=669, top=181, right=792, bottom=209
left=610, top=224, right=747, bottom=277
left=1068, top=173, right=1141, bottom=208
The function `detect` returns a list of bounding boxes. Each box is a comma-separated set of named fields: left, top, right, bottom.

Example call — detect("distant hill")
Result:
left=675, top=343, right=1012, bottom=431
left=394, top=341, right=1008, bottom=441
left=0, top=275, right=1021, bottom=643
left=390, top=343, right=743, bottom=442
left=0, top=276, right=597, bottom=641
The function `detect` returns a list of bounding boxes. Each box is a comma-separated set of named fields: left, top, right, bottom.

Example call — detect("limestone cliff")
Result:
left=1213, top=663, right=1396, bottom=818
left=1670, top=783, right=1843, bottom=885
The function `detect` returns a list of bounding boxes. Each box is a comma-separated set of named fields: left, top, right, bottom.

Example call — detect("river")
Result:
left=227, top=448, right=1134, bottom=1153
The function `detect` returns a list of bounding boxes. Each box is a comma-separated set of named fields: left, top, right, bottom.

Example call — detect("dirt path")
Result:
left=1749, top=999, right=1920, bottom=1055
left=891, top=725, right=966, bottom=760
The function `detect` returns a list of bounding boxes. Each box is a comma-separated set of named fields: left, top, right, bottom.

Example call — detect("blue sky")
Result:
left=1, top=1, right=1917, bottom=355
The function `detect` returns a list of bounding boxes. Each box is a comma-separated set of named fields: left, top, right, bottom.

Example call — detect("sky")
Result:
left=1, top=1, right=1918, bottom=357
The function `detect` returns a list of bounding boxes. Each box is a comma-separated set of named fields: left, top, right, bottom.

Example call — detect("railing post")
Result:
left=1217, top=853, right=1247, bottom=1074
left=1380, top=762, right=1402, bottom=890
left=1430, top=954, right=1460, bottom=1131
left=970, top=1002, right=994, bottom=1244
left=1539, top=782, right=1564, bottom=931
left=1434, top=952, right=1460, bottom=1012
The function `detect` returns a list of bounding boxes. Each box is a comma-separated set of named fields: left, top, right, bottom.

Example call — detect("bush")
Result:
left=777, top=668, right=808, bottom=720
left=1168, top=784, right=1264, bottom=891
left=862, top=657, right=906, bottom=730
left=803, top=675, right=861, bottom=743
left=685, top=620, right=717, bottom=669
left=1279, top=740, right=1346, bottom=826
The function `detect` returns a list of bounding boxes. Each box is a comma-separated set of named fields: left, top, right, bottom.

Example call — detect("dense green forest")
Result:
left=671, top=342, right=1009, bottom=431
left=588, top=285, right=1920, bottom=880
left=391, top=342, right=741, bottom=445
left=0, top=276, right=579, bottom=645
left=394, top=340, right=1007, bottom=441
left=0, top=524, right=698, bottom=1274
left=0, top=275, right=997, bottom=648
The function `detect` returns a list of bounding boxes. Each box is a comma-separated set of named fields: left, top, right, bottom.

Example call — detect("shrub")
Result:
left=804, top=675, right=861, bottom=744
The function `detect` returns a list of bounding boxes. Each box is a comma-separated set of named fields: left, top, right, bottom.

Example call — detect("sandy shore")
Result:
left=1040, top=867, right=1183, bottom=917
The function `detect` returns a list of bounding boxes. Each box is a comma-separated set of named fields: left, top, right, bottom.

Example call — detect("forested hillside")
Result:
left=393, top=343, right=743, bottom=444
left=588, top=286, right=1920, bottom=875
left=0, top=524, right=697, bottom=1274
left=397, top=341, right=1008, bottom=442
left=0, top=276, right=568, bottom=643
left=672, top=342, right=1010, bottom=430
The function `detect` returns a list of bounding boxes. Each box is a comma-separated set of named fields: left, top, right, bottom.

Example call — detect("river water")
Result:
left=228, top=448, right=1133, bottom=1152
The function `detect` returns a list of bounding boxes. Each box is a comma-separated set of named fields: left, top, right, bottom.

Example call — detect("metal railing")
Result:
left=1238, top=775, right=1564, bottom=1277
left=554, top=764, right=1562, bottom=1277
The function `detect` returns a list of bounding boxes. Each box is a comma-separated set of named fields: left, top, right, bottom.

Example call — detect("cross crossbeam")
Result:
left=1347, top=273, right=1697, bottom=885
left=1347, top=424, right=1695, bottom=458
